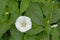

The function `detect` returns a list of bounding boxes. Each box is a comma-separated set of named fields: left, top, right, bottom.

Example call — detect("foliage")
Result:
left=0, top=0, right=60, bottom=40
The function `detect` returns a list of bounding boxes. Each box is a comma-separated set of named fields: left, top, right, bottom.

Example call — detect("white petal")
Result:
left=51, top=24, right=58, bottom=28
left=15, top=16, right=32, bottom=32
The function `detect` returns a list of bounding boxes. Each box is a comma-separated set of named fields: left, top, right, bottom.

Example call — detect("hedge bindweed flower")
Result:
left=51, top=24, right=58, bottom=28
left=15, top=16, right=32, bottom=32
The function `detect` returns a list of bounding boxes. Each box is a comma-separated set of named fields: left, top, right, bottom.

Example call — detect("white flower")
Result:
left=15, top=16, right=32, bottom=32
left=51, top=24, right=58, bottom=28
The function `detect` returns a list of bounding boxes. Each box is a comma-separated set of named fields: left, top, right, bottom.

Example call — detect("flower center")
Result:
left=21, top=22, right=26, bottom=27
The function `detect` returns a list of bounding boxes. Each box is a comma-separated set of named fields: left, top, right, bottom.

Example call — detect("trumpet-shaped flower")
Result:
left=15, top=16, right=32, bottom=32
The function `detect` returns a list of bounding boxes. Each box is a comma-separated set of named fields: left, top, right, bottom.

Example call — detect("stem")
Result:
left=22, top=33, right=24, bottom=40
left=47, top=34, right=49, bottom=40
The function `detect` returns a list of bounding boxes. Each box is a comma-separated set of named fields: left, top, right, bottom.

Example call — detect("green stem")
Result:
left=22, top=33, right=24, bottom=40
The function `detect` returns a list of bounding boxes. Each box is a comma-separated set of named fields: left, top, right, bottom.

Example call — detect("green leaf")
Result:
left=24, top=35, right=38, bottom=40
left=0, top=0, right=9, bottom=18
left=0, top=37, right=4, bottom=40
left=25, top=2, right=44, bottom=25
left=50, top=2, right=60, bottom=23
left=0, top=22, right=11, bottom=37
left=51, top=28, right=58, bottom=40
left=26, top=24, right=44, bottom=35
left=27, top=36, right=38, bottom=40
left=45, top=24, right=51, bottom=34
left=31, top=0, right=46, bottom=3
left=37, top=31, right=48, bottom=40
left=0, top=15, right=8, bottom=23
left=7, top=0, right=20, bottom=24
left=9, top=36, right=14, bottom=40
left=10, top=26, right=24, bottom=40
left=40, top=1, right=60, bottom=24
left=57, top=19, right=60, bottom=40
left=0, top=32, right=14, bottom=40
left=51, top=9, right=60, bottom=24
left=20, top=0, right=30, bottom=14
left=40, top=2, right=53, bottom=19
